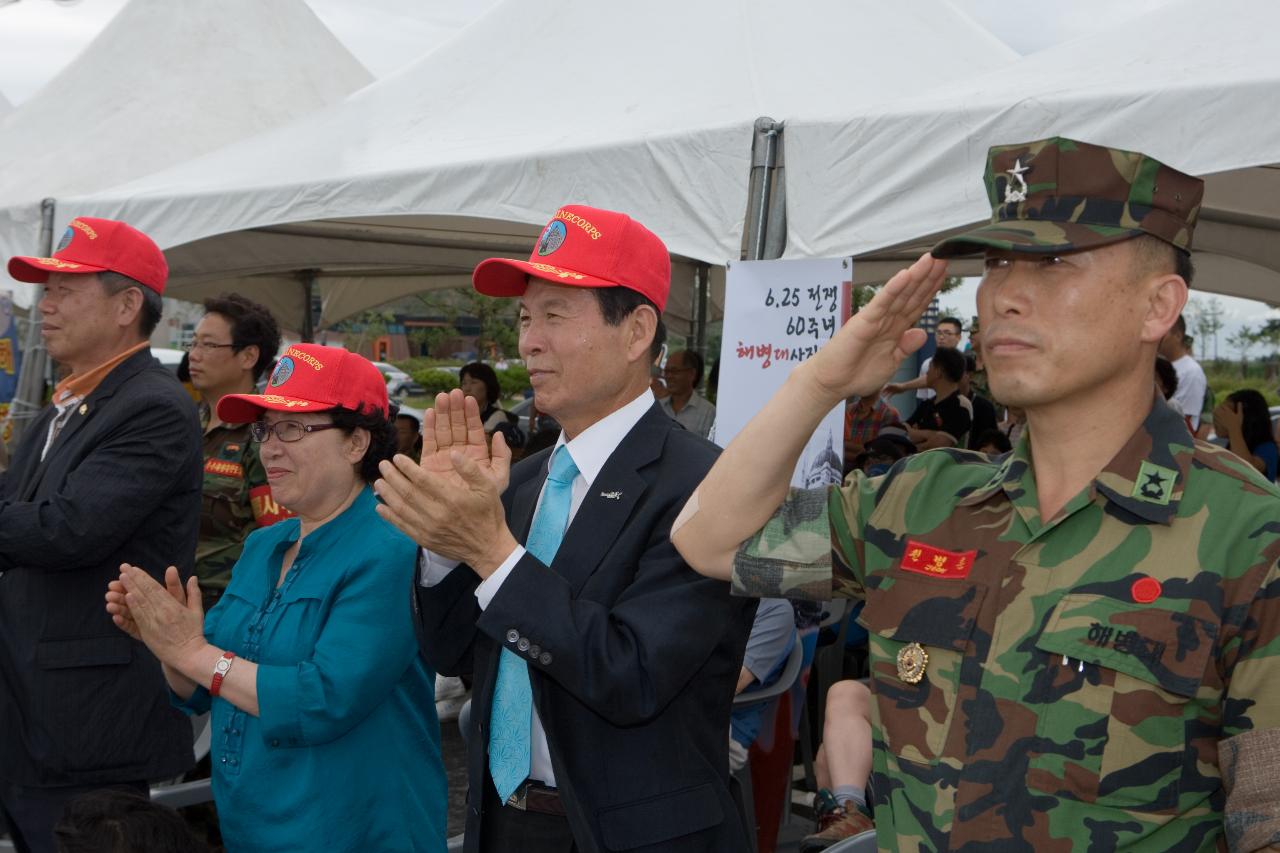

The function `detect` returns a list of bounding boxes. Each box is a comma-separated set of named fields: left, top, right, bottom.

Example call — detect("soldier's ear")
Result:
left=1141, top=273, right=1187, bottom=345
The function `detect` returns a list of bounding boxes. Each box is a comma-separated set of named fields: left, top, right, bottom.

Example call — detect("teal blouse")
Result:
left=177, top=487, right=445, bottom=852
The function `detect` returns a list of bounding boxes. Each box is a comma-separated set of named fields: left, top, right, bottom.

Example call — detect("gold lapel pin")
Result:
left=78, top=404, right=88, bottom=416
left=896, top=642, right=929, bottom=684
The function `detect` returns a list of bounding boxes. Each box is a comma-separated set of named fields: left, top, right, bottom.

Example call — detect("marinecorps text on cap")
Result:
left=472, top=205, right=671, bottom=312
left=8, top=217, right=168, bottom=294
left=217, top=344, right=389, bottom=424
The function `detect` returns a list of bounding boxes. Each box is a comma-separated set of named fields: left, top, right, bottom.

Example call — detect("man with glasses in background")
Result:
left=884, top=315, right=964, bottom=403
left=186, top=293, right=290, bottom=610
left=658, top=349, right=716, bottom=438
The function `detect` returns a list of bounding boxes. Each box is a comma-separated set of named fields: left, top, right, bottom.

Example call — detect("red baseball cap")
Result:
left=472, top=205, right=671, bottom=312
left=8, top=217, right=168, bottom=294
left=217, top=344, right=390, bottom=424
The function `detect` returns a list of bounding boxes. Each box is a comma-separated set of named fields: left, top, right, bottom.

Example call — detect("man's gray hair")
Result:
left=99, top=271, right=162, bottom=337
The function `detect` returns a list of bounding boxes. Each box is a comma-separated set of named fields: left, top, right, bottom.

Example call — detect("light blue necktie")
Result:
left=489, top=445, right=579, bottom=802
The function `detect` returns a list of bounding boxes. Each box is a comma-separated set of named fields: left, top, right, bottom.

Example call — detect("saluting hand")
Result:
left=805, top=253, right=947, bottom=403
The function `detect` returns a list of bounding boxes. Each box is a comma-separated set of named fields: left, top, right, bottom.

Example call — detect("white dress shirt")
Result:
left=419, top=388, right=656, bottom=787
left=916, top=356, right=936, bottom=401
left=1170, top=354, right=1207, bottom=430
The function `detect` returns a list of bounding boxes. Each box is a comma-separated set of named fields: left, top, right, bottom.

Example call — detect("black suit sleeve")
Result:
left=414, top=555, right=483, bottom=678
left=476, top=499, right=743, bottom=728
left=0, top=394, right=194, bottom=570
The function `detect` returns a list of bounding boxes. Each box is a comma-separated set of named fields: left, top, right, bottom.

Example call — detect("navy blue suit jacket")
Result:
left=415, top=404, right=756, bottom=853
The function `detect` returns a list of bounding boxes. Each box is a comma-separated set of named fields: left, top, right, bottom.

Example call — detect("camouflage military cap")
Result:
left=932, top=136, right=1203, bottom=257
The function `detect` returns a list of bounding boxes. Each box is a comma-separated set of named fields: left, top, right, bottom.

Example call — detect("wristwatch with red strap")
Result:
left=210, top=651, right=236, bottom=697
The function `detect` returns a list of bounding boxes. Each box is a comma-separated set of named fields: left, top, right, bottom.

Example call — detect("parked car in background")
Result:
left=153, top=347, right=185, bottom=375
left=374, top=361, right=426, bottom=399
left=510, top=396, right=559, bottom=439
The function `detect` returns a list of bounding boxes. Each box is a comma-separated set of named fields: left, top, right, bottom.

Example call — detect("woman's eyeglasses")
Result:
left=249, top=421, right=340, bottom=443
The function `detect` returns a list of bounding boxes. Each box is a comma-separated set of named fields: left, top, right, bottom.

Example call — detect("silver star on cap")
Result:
left=1004, top=158, right=1030, bottom=203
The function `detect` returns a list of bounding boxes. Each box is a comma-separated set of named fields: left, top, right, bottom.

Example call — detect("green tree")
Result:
left=1189, top=297, right=1224, bottom=361
left=1227, top=325, right=1255, bottom=378
left=1252, top=320, right=1280, bottom=379
left=414, top=289, right=520, bottom=359
left=408, top=325, right=454, bottom=358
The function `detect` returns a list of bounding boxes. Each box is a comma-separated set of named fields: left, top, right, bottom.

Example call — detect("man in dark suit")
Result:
left=375, top=205, right=756, bottom=853
left=0, top=218, right=200, bottom=853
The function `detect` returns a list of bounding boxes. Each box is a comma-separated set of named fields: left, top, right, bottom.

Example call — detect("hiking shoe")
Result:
left=800, top=806, right=875, bottom=852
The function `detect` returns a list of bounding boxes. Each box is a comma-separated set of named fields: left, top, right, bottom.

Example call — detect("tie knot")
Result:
left=548, top=446, right=579, bottom=485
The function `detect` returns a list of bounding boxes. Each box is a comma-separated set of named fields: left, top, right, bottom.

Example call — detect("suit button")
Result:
left=271, top=739, right=279, bottom=747
left=517, top=638, right=530, bottom=652
left=529, top=644, right=541, bottom=657
left=539, top=652, right=552, bottom=666
left=506, top=629, right=519, bottom=644
left=220, top=757, right=227, bottom=764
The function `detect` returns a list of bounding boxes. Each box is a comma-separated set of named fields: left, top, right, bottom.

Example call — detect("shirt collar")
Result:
left=556, top=388, right=655, bottom=488
left=52, top=341, right=149, bottom=406
left=956, top=394, right=1193, bottom=526
left=1091, top=394, right=1193, bottom=524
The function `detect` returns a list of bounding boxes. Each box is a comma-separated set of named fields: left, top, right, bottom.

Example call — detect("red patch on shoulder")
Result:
left=899, top=540, right=976, bottom=579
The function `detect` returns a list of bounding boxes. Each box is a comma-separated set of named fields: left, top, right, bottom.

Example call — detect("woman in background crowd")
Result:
left=1214, top=388, right=1279, bottom=481
left=459, top=361, right=525, bottom=449
left=395, top=408, right=425, bottom=463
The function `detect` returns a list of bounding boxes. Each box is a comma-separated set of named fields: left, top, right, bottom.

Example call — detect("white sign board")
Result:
left=716, top=257, right=851, bottom=489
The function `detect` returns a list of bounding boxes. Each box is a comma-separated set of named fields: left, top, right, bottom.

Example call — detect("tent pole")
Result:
left=301, top=270, right=317, bottom=342
left=746, top=117, right=784, bottom=261
left=5, top=198, right=57, bottom=448
left=694, top=262, right=709, bottom=361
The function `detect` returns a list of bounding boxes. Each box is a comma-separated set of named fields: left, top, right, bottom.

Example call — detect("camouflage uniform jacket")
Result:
left=734, top=398, right=1280, bottom=851
left=197, top=404, right=289, bottom=591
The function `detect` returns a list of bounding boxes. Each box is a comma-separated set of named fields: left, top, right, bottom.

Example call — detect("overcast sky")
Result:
left=0, top=0, right=1273, bottom=348
left=0, top=0, right=497, bottom=103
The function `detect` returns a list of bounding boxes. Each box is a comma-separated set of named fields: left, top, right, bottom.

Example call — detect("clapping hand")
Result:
left=105, top=564, right=205, bottom=666
left=375, top=389, right=518, bottom=576
left=416, top=389, right=512, bottom=490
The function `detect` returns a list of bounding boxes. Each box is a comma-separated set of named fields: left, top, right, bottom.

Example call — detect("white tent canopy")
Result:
left=782, top=0, right=1280, bottom=303
left=55, top=0, right=1018, bottom=332
left=0, top=0, right=373, bottom=298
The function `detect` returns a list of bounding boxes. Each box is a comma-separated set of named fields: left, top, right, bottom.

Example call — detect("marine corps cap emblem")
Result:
left=896, top=642, right=928, bottom=684
left=1004, top=158, right=1030, bottom=203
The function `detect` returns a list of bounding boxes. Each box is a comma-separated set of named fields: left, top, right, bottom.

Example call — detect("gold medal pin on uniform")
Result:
left=897, top=642, right=928, bottom=684
left=78, top=404, right=88, bottom=416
